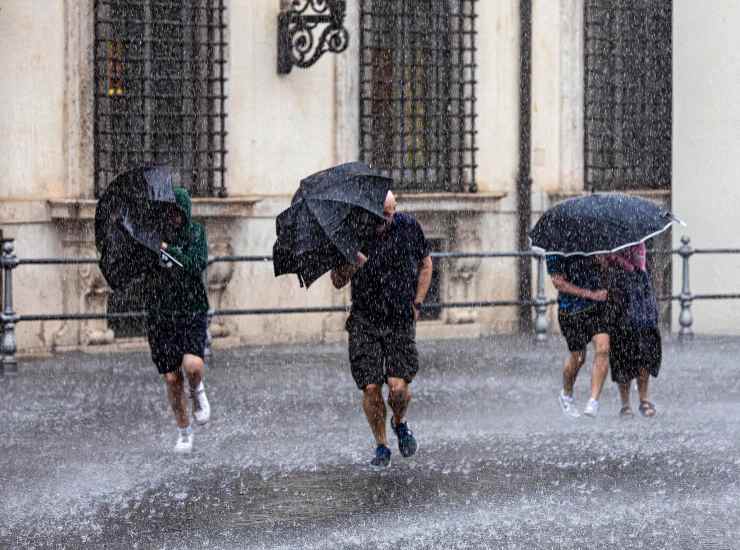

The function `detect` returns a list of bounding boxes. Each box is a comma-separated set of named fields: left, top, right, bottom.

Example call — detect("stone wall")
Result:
left=3, top=1, right=706, bottom=354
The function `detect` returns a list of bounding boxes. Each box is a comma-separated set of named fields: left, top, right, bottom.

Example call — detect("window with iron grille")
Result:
left=584, top=0, right=672, bottom=191
left=94, top=0, right=227, bottom=198
left=359, top=0, right=477, bottom=193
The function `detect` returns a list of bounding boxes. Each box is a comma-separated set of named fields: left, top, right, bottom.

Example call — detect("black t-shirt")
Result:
left=350, top=212, right=431, bottom=326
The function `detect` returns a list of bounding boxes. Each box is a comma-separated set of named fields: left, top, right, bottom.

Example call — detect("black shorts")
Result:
left=346, top=315, right=419, bottom=389
left=558, top=305, right=608, bottom=353
left=147, top=313, right=208, bottom=375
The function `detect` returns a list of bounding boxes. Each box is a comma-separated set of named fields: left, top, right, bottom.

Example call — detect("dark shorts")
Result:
left=558, top=304, right=609, bottom=353
left=147, top=313, right=208, bottom=375
left=346, top=315, right=419, bottom=389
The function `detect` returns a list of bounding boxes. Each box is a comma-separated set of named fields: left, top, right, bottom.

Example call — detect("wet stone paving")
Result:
left=1, top=334, right=739, bottom=549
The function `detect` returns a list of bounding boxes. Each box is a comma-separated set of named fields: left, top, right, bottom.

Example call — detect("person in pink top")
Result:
left=602, top=242, right=661, bottom=418
left=606, top=242, right=647, bottom=272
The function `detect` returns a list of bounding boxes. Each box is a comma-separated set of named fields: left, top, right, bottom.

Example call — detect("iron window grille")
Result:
left=359, top=0, right=478, bottom=193
left=94, top=0, right=228, bottom=198
left=584, top=0, right=672, bottom=191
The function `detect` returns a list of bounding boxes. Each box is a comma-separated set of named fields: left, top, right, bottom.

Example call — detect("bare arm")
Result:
left=551, top=274, right=607, bottom=302
left=330, top=252, right=367, bottom=289
left=415, top=255, right=433, bottom=304
left=412, top=255, right=433, bottom=320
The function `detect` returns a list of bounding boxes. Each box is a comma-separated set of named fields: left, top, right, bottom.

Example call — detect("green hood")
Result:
left=174, top=187, right=192, bottom=225
left=148, top=186, right=210, bottom=315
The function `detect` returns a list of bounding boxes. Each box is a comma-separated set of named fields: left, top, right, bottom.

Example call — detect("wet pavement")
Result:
left=2, top=334, right=740, bottom=549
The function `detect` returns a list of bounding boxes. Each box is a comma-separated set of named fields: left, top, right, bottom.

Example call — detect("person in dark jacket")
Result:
left=602, top=243, right=661, bottom=418
left=148, top=187, right=211, bottom=453
left=331, top=191, right=433, bottom=469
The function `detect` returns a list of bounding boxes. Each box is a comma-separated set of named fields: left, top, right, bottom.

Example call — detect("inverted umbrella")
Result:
left=530, top=193, right=683, bottom=256
left=95, top=164, right=182, bottom=290
left=273, top=162, right=392, bottom=288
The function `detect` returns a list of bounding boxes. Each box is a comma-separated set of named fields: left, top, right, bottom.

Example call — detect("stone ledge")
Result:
left=548, top=189, right=671, bottom=205
left=397, top=192, right=508, bottom=213
left=48, top=196, right=262, bottom=221
left=0, top=198, right=55, bottom=227
left=247, top=191, right=509, bottom=219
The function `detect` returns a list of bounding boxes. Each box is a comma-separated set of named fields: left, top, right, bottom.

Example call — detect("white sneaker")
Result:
left=191, top=382, right=211, bottom=425
left=558, top=390, right=581, bottom=418
left=174, top=427, right=193, bottom=454
left=583, top=398, right=600, bottom=418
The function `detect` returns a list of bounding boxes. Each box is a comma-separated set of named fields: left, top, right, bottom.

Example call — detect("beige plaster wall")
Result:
left=0, top=2, right=69, bottom=353
left=0, top=0, right=66, bottom=199
left=673, top=1, right=740, bottom=334
left=476, top=0, right=519, bottom=196
left=228, top=0, right=337, bottom=197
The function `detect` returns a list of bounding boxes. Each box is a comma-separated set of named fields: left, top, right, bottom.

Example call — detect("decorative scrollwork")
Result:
left=278, top=0, right=349, bottom=74
left=290, top=0, right=332, bottom=16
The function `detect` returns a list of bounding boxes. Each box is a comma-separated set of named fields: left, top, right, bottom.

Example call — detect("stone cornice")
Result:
left=547, top=190, right=672, bottom=212
left=548, top=189, right=671, bottom=204
left=47, top=196, right=262, bottom=221
left=0, top=198, right=53, bottom=225
left=396, top=192, right=508, bottom=213
left=247, top=191, right=509, bottom=218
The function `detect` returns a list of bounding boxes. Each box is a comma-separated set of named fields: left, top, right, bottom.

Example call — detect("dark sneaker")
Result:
left=370, top=445, right=392, bottom=470
left=391, top=419, right=418, bottom=458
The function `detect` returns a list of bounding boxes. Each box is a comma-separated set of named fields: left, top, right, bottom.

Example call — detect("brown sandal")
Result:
left=619, top=405, right=634, bottom=418
left=639, top=400, right=657, bottom=417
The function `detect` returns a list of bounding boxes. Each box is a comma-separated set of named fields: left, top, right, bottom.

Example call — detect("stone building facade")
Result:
left=2, top=1, right=735, bottom=356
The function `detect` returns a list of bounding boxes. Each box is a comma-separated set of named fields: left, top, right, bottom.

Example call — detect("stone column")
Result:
left=51, top=208, right=115, bottom=349
left=79, top=234, right=115, bottom=346
left=203, top=219, right=235, bottom=339
left=446, top=215, right=482, bottom=324
left=191, top=198, right=260, bottom=341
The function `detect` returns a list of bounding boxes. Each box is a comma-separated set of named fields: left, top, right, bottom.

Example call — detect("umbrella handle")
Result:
left=160, top=249, right=183, bottom=267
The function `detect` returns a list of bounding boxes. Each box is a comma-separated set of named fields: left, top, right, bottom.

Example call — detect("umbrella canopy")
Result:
left=529, top=193, right=682, bottom=256
left=95, top=164, right=180, bottom=290
left=273, top=162, right=392, bottom=288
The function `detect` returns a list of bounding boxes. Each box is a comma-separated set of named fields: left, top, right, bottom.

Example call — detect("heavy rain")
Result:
left=2, top=0, right=740, bottom=549
left=2, top=336, right=739, bottom=547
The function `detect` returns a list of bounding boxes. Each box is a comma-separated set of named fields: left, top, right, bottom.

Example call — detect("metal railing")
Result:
left=0, top=235, right=734, bottom=376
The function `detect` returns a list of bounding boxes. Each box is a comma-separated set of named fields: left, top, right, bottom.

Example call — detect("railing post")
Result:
left=1, top=240, right=20, bottom=375
left=533, top=252, right=548, bottom=343
left=678, top=235, right=694, bottom=341
left=203, top=260, right=212, bottom=365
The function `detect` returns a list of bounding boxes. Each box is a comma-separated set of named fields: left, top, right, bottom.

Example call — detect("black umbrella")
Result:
left=273, top=162, right=392, bottom=288
left=95, top=164, right=182, bottom=290
left=529, top=193, right=683, bottom=256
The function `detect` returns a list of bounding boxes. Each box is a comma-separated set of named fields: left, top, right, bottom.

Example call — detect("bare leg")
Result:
left=182, top=353, right=204, bottom=392
left=618, top=382, right=631, bottom=407
left=590, top=333, right=610, bottom=400
left=362, top=384, right=387, bottom=446
left=164, top=370, right=189, bottom=428
left=563, top=351, right=586, bottom=397
left=637, top=368, right=650, bottom=402
left=387, top=377, right=411, bottom=426
left=637, top=369, right=657, bottom=417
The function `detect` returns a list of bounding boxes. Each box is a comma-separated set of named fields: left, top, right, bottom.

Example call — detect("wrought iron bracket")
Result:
left=277, top=0, right=349, bottom=74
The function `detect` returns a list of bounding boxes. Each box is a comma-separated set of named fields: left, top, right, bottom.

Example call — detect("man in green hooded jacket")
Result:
left=147, top=187, right=211, bottom=454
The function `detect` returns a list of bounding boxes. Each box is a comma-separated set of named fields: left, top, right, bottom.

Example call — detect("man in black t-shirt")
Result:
left=331, top=190, right=433, bottom=469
